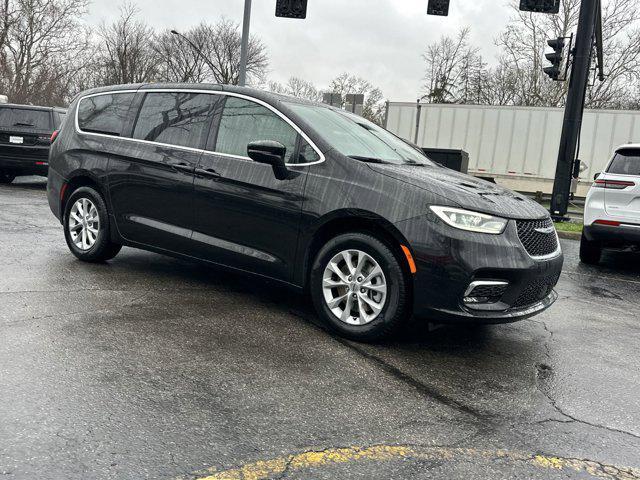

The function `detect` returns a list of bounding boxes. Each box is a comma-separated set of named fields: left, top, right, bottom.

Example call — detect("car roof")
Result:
left=615, top=143, right=640, bottom=152
left=79, top=82, right=327, bottom=109
left=0, top=103, right=66, bottom=113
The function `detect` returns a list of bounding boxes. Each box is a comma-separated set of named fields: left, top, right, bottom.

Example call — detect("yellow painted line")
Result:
left=187, top=445, right=640, bottom=480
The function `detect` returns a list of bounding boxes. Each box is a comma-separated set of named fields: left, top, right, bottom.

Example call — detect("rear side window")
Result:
left=607, top=150, right=640, bottom=176
left=78, top=93, right=135, bottom=136
left=0, top=107, right=51, bottom=130
left=132, top=92, right=218, bottom=149
left=215, top=97, right=298, bottom=163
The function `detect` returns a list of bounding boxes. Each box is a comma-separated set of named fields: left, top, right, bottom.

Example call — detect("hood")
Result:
left=368, top=163, right=549, bottom=220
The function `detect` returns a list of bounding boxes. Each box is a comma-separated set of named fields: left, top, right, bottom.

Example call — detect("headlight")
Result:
left=429, top=206, right=508, bottom=234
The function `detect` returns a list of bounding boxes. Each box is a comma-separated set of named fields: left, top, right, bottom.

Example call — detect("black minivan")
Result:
left=47, top=84, right=563, bottom=341
left=0, top=103, right=66, bottom=182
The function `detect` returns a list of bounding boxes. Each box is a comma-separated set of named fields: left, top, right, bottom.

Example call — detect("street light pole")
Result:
left=238, top=0, right=252, bottom=87
left=170, top=29, right=217, bottom=77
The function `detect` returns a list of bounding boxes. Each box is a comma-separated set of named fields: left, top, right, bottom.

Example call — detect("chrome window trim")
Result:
left=74, top=88, right=326, bottom=167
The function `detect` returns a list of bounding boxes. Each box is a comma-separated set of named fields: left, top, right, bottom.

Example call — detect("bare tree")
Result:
left=0, top=0, right=89, bottom=105
left=92, top=3, right=159, bottom=86
left=197, top=18, right=268, bottom=86
left=422, top=28, right=488, bottom=104
left=328, top=73, right=386, bottom=124
left=153, top=26, right=210, bottom=84
left=268, top=76, right=322, bottom=101
left=153, top=19, right=268, bottom=86
left=495, top=0, right=640, bottom=108
left=0, top=0, right=12, bottom=51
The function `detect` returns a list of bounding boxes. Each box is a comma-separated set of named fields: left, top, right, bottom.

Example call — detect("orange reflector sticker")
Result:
left=401, top=245, right=417, bottom=274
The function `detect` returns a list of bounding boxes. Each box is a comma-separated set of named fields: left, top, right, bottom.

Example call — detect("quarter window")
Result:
left=299, top=139, right=320, bottom=164
left=215, top=97, right=298, bottom=163
left=133, top=92, right=218, bottom=149
left=78, top=93, right=135, bottom=136
left=607, top=150, right=640, bottom=176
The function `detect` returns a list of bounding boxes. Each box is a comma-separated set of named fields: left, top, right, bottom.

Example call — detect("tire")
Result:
left=310, top=233, right=410, bottom=342
left=0, top=171, right=15, bottom=184
left=580, top=232, right=601, bottom=265
left=63, top=186, right=122, bottom=262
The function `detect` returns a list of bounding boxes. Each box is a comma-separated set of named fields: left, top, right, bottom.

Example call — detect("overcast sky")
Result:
left=88, top=0, right=513, bottom=101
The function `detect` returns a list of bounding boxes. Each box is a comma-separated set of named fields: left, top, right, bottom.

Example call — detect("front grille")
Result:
left=516, top=217, right=559, bottom=257
left=512, top=274, right=559, bottom=309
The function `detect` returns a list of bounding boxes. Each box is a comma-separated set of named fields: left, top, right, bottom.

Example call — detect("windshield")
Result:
left=286, top=103, right=432, bottom=165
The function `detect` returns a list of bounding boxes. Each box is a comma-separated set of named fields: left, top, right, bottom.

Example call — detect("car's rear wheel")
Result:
left=310, top=233, right=410, bottom=342
left=0, top=171, right=15, bottom=184
left=63, top=186, right=122, bottom=262
left=580, top=232, right=602, bottom=265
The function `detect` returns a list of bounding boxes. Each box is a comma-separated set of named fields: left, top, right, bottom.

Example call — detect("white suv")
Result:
left=581, top=145, right=640, bottom=264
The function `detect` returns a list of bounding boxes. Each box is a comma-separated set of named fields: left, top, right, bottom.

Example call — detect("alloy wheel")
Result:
left=322, top=249, right=387, bottom=325
left=68, top=198, right=100, bottom=251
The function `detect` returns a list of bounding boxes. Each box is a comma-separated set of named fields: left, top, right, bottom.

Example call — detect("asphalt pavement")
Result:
left=1, top=177, right=639, bottom=480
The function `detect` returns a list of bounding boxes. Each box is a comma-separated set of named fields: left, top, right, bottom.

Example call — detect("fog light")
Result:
left=463, top=296, right=490, bottom=304
left=463, top=280, right=509, bottom=304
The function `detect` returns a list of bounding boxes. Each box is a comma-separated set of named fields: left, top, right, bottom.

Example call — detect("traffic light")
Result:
left=427, top=0, right=450, bottom=16
left=275, top=0, right=308, bottom=19
left=543, top=37, right=566, bottom=81
left=519, top=0, right=560, bottom=14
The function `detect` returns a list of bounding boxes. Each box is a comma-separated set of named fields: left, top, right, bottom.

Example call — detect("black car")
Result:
left=0, top=103, right=66, bottom=183
left=46, top=84, right=563, bottom=341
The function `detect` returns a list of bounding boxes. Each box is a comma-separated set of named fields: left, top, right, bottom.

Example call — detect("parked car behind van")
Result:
left=581, top=145, right=640, bottom=264
left=0, top=104, right=66, bottom=183
left=47, top=84, right=563, bottom=341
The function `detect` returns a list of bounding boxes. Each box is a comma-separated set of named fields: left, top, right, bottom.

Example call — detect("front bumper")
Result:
left=395, top=215, right=564, bottom=324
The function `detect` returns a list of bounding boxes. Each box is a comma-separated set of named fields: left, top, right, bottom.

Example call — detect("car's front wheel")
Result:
left=310, top=233, right=410, bottom=342
left=63, top=186, right=122, bottom=262
left=580, top=232, right=602, bottom=265
left=0, top=171, right=15, bottom=184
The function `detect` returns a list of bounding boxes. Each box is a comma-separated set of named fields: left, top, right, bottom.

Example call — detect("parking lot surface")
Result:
left=1, top=177, right=640, bottom=480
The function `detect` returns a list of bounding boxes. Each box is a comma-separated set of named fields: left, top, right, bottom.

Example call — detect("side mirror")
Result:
left=594, top=173, right=600, bottom=181
left=247, top=140, right=289, bottom=180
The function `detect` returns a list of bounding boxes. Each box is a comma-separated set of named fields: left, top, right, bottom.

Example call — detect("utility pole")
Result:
left=549, top=0, right=600, bottom=219
left=238, top=0, right=252, bottom=87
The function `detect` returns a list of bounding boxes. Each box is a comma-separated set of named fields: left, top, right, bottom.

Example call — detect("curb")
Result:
left=557, top=230, right=582, bottom=241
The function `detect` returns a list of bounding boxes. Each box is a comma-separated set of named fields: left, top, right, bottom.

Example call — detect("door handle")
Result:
left=195, top=167, right=221, bottom=179
left=169, top=162, right=194, bottom=174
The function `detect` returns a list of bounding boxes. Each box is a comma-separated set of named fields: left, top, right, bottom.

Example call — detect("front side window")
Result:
left=0, top=107, right=51, bottom=130
left=215, top=97, right=298, bottom=163
left=608, top=150, right=640, bottom=176
left=133, top=92, right=218, bottom=149
left=78, top=93, right=135, bottom=136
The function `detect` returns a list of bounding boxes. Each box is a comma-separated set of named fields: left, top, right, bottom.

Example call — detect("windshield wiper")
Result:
left=348, top=155, right=392, bottom=165
left=13, top=122, right=34, bottom=127
left=403, top=159, right=427, bottom=166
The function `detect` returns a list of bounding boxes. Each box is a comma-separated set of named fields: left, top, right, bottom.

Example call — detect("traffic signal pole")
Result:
left=549, top=0, right=599, bottom=220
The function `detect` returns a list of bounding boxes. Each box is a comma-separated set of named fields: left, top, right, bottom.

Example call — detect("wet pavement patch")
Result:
left=1, top=178, right=640, bottom=479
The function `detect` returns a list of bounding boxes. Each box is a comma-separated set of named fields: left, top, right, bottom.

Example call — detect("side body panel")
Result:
left=192, top=153, right=308, bottom=281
